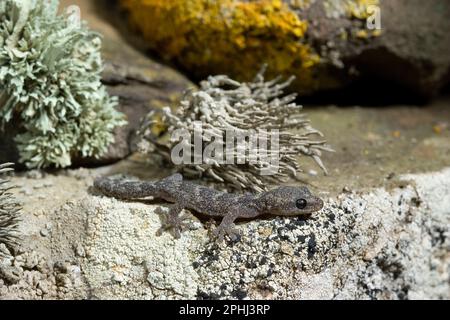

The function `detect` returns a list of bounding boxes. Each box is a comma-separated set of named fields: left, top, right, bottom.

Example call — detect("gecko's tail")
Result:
left=94, top=177, right=160, bottom=199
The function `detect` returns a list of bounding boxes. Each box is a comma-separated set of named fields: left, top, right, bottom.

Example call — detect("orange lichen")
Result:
left=121, top=0, right=321, bottom=94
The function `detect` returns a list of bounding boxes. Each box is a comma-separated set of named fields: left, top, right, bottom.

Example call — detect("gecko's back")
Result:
left=159, top=175, right=242, bottom=217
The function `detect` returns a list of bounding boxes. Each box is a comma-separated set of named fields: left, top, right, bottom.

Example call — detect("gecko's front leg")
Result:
left=212, top=213, right=242, bottom=242
left=156, top=202, right=191, bottom=239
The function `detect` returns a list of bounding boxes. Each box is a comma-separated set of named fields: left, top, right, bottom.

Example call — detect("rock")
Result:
left=70, top=0, right=195, bottom=167
left=23, top=252, right=40, bottom=270
left=74, top=244, right=86, bottom=258
left=80, top=197, right=204, bottom=299
left=120, top=0, right=450, bottom=99
left=73, top=45, right=194, bottom=167
left=55, top=167, right=448, bottom=300
left=39, top=229, right=49, bottom=238
left=36, top=280, right=50, bottom=295
left=0, top=263, right=22, bottom=285
left=55, top=274, right=72, bottom=288
left=2, top=149, right=449, bottom=300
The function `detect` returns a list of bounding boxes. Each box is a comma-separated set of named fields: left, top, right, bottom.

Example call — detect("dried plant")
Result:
left=139, top=67, right=332, bottom=192
left=0, top=163, right=21, bottom=251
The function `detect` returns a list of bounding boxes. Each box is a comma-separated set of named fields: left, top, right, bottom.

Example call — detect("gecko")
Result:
left=94, top=174, right=324, bottom=242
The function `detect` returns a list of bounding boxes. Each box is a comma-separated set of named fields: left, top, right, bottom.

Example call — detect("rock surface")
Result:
left=73, top=42, right=194, bottom=167
left=1, top=164, right=448, bottom=300
left=72, top=0, right=194, bottom=165
left=81, top=169, right=450, bottom=300
left=120, top=0, right=450, bottom=99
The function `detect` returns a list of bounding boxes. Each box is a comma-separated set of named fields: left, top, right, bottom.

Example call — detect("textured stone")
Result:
left=8, top=166, right=444, bottom=300
left=120, top=0, right=450, bottom=99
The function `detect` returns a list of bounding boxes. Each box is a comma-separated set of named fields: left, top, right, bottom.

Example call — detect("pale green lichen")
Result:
left=0, top=163, right=21, bottom=251
left=0, top=0, right=126, bottom=168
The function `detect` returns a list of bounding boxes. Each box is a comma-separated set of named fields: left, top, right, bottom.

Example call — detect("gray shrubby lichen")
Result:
left=0, top=163, right=21, bottom=251
left=140, top=67, right=332, bottom=192
left=0, top=0, right=126, bottom=168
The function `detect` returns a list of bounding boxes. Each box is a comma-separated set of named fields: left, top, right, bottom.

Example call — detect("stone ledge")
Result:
left=2, top=166, right=448, bottom=299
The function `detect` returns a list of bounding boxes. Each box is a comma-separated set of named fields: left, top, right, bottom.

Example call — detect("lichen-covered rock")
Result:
left=191, top=170, right=449, bottom=300
left=80, top=197, right=206, bottom=299
left=71, top=168, right=450, bottom=299
left=120, top=0, right=323, bottom=95
left=121, top=0, right=450, bottom=98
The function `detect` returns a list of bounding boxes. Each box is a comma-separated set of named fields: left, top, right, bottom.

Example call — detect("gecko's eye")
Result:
left=296, top=199, right=307, bottom=209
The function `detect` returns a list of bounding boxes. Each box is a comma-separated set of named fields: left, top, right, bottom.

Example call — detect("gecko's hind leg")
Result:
left=212, top=214, right=242, bottom=243
left=156, top=203, right=191, bottom=239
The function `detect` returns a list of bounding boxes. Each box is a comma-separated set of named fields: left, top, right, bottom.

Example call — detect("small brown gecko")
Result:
left=94, top=174, right=324, bottom=241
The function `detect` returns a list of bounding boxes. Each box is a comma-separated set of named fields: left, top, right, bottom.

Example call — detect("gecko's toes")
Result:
left=211, top=227, right=224, bottom=242
left=156, top=223, right=183, bottom=239
left=228, top=230, right=242, bottom=243
left=227, top=228, right=242, bottom=242
left=212, top=226, right=242, bottom=243
left=173, top=228, right=182, bottom=239
left=156, top=213, right=191, bottom=239
left=213, top=227, right=223, bottom=238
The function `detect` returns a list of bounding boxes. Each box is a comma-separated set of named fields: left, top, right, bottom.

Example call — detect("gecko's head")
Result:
left=259, top=186, right=324, bottom=216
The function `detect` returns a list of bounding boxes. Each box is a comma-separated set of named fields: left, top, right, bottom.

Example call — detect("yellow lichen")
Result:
left=323, top=0, right=380, bottom=20
left=345, top=0, right=379, bottom=19
left=355, top=29, right=368, bottom=39
left=372, top=29, right=382, bottom=37
left=340, top=0, right=382, bottom=39
left=355, top=29, right=382, bottom=39
left=121, top=0, right=321, bottom=94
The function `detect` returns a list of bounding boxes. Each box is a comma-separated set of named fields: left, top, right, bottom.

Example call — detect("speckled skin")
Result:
left=94, top=174, right=323, bottom=241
